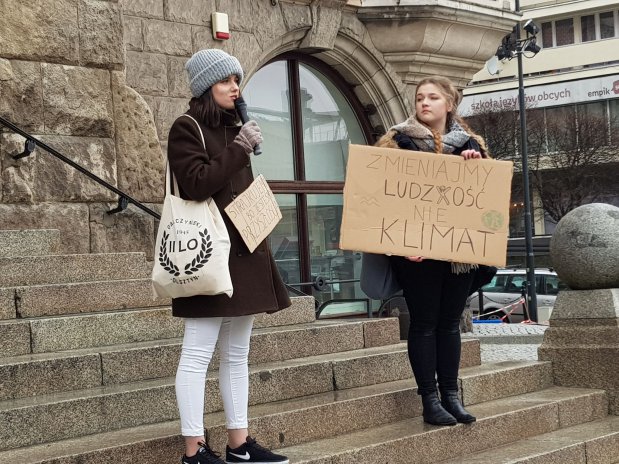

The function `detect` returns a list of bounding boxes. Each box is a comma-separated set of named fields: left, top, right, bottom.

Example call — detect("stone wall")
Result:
left=1, top=0, right=514, bottom=257
left=0, top=0, right=162, bottom=257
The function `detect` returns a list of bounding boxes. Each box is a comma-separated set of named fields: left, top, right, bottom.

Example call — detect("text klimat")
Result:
left=379, top=218, right=495, bottom=257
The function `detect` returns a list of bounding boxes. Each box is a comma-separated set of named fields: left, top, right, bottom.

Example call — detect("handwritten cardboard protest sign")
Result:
left=339, top=144, right=513, bottom=267
left=225, top=174, right=282, bottom=253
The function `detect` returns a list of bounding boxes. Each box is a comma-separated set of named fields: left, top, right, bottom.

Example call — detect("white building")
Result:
left=462, top=0, right=619, bottom=259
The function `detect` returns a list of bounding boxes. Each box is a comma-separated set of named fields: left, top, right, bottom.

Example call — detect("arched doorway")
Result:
left=243, top=53, right=374, bottom=313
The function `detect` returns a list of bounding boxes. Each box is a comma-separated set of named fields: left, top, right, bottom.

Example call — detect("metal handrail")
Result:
left=0, top=117, right=160, bottom=220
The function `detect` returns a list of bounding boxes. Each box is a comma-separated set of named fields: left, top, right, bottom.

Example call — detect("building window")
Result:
left=600, top=11, right=616, bottom=39
left=299, top=64, right=366, bottom=181
left=242, top=54, right=372, bottom=304
left=581, top=15, right=596, bottom=42
left=541, top=21, right=553, bottom=47
left=555, top=18, right=574, bottom=46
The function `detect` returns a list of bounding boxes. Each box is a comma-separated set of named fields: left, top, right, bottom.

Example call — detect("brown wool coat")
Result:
left=166, top=109, right=291, bottom=318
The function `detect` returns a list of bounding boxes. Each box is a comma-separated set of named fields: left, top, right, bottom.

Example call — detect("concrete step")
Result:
left=0, top=361, right=562, bottom=463
left=276, top=386, right=609, bottom=463
left=0, top=252, right=151, bottom=287
left=438, top=415, right=619, bottom=463
left=0, top=297, right=316, bottom=355
left=0, top=229, right=60, bottom=258
left=1, top=278, right=170, bottom=319
left=0, top=341, right=479, bottom=451
left=0, top=318, right=401, bottom=401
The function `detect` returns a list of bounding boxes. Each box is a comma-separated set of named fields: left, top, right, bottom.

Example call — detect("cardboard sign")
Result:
left=339, top=144, right=514, bottom=267
left=225, top=174, right=282, bottom=253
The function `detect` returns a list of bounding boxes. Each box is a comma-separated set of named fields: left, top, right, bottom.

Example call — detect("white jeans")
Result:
left=175, top=315, right=254, bottom=436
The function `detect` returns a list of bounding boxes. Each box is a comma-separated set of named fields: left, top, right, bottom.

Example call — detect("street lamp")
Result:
left=494, top=3, right=541, bottom=322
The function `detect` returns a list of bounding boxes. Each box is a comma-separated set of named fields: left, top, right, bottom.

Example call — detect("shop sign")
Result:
left=461, top=74, right=619, bottom=116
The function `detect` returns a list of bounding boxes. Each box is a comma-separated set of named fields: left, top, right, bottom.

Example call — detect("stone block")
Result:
left=164, top=0, right=215, bottom=25
left=143, top=19, right=192, bottom=56
left=1, top=133, right=117, bottom=202
left=249, top=0, right=287, bottom=50
left=101, top=340, right=181, bottom=385
left=339, top=11, right=367, bottom=42
left=167, top=56, right=191, bottom=98
left=119, top=0, right=164, bottom=19
left=15, top=278, right=168, bottom=319
left=333, top=348, right=409, bottom=390
left=126, top=52, right=168, bottom=96
left=0, top=252, right=150, bottom=287
left=556, top=390, right=608, bottom=428
left=123, top=15, right=143, bottom=52
left=246, top=361, right=334, bottom=407
left=0, top=288, right=16, bottom=320
left=250, top=321, right=365, bottom=365
left=0, top=229, right=60, bottom=258
left=79, top=0, right=124, bottom=69
left=0, top=383, right=179, bottom=452
left=460, top=338, right=482, bottom=368
left=0, top=203, right=90, bottom=254
left=0, top=59, right=44, bottom=133
left=460, top=361, right=553, bottom=406
left=216, top=0, right=252, bottom=33
left=111, top=72, right=164, bottom=203
left=300, top=3, right=342, bottom=50
left=546, top=289, right=619, bottom=322
left=541, top=325, right=619, bottom=347
left=89, top=202, right=157, bottom=259
left=362, top=317, right=401, bottom=347
left=539, top=346, right=619, bottom=390
left=0, top=353, right=102, bottom=401
left=281, top=2, right=313, bottom=32
left=0, top=321, right=30, bottom=356
left=30, top=307, right=180, bottom=353
left=143, top=96, right=189, bottom=141
left=42, top=64, right=114, bottom=138
left=584, top=425, right=619, bottom=464
left=0, top=0, right=79, bottom=64
left=0, top=134, right=35, bottom=202
left=253, top=296, right=315, bottom=328
left=550, top=203, right=619, bottom=290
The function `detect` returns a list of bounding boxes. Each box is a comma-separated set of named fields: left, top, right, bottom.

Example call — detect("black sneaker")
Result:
left=225, top=436, right=289, bottom=464
left=182, top=441, right=226, bottom=464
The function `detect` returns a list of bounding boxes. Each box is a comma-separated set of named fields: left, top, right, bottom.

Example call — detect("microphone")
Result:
left=234, top=96, right=262, bottom=156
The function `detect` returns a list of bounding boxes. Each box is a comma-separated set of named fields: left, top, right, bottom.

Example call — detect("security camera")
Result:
left=523, top=19, right=539, bottom=36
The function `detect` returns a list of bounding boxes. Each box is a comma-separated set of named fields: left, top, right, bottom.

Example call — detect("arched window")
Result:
left=243, top=54, right=373, bottom=311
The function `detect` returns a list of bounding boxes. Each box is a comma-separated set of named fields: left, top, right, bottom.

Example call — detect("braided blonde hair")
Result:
left=414, top=76, right=489, bottom=157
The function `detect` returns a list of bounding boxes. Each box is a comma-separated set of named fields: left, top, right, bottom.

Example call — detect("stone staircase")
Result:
left=0, top=229, right=617, bottom=464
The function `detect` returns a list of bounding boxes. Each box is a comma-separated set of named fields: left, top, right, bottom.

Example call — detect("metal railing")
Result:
left=0, top=117, right=160, bottom=220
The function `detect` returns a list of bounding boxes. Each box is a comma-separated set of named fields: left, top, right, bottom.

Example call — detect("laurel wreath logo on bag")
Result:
left=159, top=228, right=213, bottom=277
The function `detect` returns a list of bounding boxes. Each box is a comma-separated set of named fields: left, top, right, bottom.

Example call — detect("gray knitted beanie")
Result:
left=185, top=49, right=244, bottom=98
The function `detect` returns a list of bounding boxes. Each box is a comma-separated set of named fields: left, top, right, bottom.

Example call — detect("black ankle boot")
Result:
left=421, top=391, right=457, bottom=426
left=441, top=391, right=476, bottom=424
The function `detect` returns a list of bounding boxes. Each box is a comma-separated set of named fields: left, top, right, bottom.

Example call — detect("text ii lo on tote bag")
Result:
left=152, top=115, right=233, bottom=299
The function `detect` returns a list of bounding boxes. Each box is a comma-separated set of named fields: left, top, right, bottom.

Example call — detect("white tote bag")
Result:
left=151, top=115, right=233, bottom=299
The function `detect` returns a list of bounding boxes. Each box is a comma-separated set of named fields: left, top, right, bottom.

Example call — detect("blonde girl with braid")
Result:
left=375, top=76, right=490, bottom=426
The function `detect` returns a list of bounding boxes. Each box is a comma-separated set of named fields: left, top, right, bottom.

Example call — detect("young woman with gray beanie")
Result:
left=167, top=49, right=291, bottom=464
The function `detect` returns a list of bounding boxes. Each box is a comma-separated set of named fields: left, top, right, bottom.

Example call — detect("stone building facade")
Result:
left=0, top=0, right=518, bottom=265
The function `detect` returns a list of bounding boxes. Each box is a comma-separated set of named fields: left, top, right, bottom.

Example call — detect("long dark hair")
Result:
left=188, top=88, right=237, bottom=128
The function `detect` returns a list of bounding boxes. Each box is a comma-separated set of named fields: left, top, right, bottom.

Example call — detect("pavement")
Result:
left=462, top=323, right=549, bottom=363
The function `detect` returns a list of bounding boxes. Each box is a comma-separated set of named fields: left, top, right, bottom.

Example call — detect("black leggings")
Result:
left=390, top=257, right=475, bottom=396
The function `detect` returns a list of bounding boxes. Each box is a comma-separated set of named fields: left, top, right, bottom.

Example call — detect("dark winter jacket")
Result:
left=166, top=109, right=291, bottom=318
